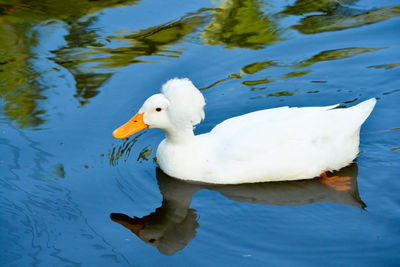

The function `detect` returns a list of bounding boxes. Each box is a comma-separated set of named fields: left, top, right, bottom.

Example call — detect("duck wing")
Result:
left=206, top=100, right=375, bottom=180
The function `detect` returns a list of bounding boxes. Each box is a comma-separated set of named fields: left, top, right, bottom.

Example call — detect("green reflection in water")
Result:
left=282, top=70, right=312, bottom=78
left=0, top=21, right=44, bottom=128
left=267, top=91, right=294, bottom=97
left=382, top=89, right=400, bottom=96
left=52, top=163, right=66, bottom=178
left=199, top=73, right=242, bottom=91
left=0, top=0, right=136, bottom=128
left=294, top=47, right=382, bottom=68
left=1, top=0, right=394, bottom=129
left=239, top=47, right=380, bottom=90
left=249, top=90, right=295, bottom=100
left=281, top=0, right=354, bottom=16
left=108, top=135, right=154, bottom=166
left=239, top=47, right=380, bottom=87
left=241, top=60, right=277, bottom=74
left=52, top=11, right=208, bottom=106
left=137, top=145, right=154, bottom=163
left=202, top=0, right=280, bottom=49
left=89, top=12, right=207, bottom=69
left=343, top=98, right=358, bottom=104
left=242, top=78, right=270, bottom=86
left=109, top=133, right=143, bottom=166
left=368, top=63, right=400, bottom=69
left=250, top=87, right=267, bottom=91
left=286, top=1, right=400, bottom=34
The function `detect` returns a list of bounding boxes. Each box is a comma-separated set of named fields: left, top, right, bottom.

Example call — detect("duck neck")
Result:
left=164, top=125, right=195, bottom=145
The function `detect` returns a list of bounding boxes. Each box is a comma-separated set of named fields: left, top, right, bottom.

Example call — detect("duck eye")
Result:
left=156, top=107, right=162, bottom=112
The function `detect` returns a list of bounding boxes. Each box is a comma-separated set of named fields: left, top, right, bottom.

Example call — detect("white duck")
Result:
left=113, top=78, right=376, bottom=184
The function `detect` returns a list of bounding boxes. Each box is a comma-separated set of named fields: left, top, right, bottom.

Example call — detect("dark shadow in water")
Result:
left=110, top=163, right=365, bottom=256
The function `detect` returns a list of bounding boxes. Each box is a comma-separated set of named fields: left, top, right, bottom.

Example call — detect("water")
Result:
left=1, top=0, right=399, bottom=265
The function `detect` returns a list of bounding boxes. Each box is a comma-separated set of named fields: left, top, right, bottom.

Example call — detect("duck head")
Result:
left=112, top=78, right=205, bottom=139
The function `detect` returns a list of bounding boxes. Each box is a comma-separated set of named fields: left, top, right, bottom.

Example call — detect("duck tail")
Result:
left=349, top=98, right=376, bottom=125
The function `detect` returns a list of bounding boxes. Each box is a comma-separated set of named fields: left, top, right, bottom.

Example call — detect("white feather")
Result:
left=161, top=78, right=205, bottom=129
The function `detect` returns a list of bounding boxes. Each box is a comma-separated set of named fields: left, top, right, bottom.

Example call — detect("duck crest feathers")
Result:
left=161, top=78, right=205, bottom=128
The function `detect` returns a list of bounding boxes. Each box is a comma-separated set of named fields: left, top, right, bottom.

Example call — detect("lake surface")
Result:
left=1, top=0, right=400, bottom=265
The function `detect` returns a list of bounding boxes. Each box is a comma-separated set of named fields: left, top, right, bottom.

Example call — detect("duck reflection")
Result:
left=110, top=164, right=365, bottom=255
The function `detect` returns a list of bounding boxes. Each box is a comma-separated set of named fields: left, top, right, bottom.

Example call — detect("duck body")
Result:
left=156, top=101, right=375, bottom=184
left=113, top=78, right=376, bottom=184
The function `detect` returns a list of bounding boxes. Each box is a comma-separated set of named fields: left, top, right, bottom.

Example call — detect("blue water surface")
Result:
left=1, top=0, right=399, bottom=266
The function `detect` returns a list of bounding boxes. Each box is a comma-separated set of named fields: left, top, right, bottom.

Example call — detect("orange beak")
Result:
left=112, top=112, right=149, bottom=139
